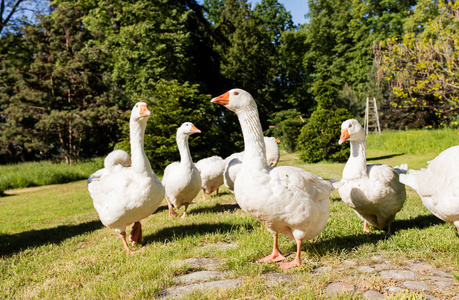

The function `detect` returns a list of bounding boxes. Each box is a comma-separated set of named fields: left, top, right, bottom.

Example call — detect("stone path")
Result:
left=157, top=248, right=459, bottom=299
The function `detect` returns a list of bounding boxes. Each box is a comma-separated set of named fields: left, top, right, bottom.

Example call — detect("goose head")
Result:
left=131, top=102, right=151, bottom=123
left=211, top=88, right=256, bottom=113
left=339, top=119, right=365, bottom=145
left=177, top=122, right=201, bottom=138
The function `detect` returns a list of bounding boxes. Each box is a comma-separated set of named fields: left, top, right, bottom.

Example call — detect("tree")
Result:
left=0, top=2, right=125, bottom=163
left=1, top=0, right=49, bottom=34
left=116, top=79, right=229, bottom=172
left=296, top=80, right=353, bottom=163
left=303, top=0, right=416, bottom=108
left=204, top=0, right=276, bottom=116
left=374, top=0, right=459, bottom=128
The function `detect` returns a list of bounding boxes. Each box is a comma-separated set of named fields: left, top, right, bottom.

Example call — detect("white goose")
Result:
left=399, top=146, right=459, bottom=232
left=162, top=122, right=202, bottom=218
left=223, top=136, right=280, bottom=193
left=264, top=136, right=281, bottom=167
left=87, top=102, right=165, bottom=255
left=195, top=155, right=226, bottom=200
left=212, top=88, right=340, bottom=269
left=338, top=119, right=406, bottom=235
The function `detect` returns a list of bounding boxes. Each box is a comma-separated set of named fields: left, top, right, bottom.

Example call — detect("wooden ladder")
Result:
left=364, top=97, right=381, bottom=135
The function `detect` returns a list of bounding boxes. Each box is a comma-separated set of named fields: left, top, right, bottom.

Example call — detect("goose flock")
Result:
left=87, top=90, right=458, bottom=269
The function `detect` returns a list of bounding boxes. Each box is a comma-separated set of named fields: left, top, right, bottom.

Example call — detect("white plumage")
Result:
left=162, top=122, right=202, bottom=218
left=264, top=136, right=281, bottom=167
left=338, top=119, right=406, bottom=235
left=212, top=88, right=339, bottom=269
left=223, top=136, right=280, bottom=193
left=400, top=146, right=459, bottom=232
left=195, top=155, right=226, bottom=200
left=87, top=102, right=165, bottom=255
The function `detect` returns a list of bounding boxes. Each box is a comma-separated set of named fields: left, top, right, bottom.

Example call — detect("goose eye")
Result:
left=234, top=92, right=239, bottom=96
left=349, top=124, right=352, bottom=128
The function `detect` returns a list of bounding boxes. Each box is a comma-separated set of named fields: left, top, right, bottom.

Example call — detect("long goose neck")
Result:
left=343, top=138, right=367, bottom=180
left=130, top=120, right=153, bottom=174
left=237, top=108, right=267, bottom=170
left=177, top=133, right=193, bottom=168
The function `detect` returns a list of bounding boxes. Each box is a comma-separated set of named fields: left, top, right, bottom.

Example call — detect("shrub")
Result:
left=297, top=108, right=353, bottom=163
left=265, top=109, right=304, bottom=152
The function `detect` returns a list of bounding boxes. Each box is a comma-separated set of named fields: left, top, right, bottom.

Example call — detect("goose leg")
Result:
left=120, top=232, right=146, bottom=255
left=129, top=221, right=142, bottom=246
left=166, top=197, right=177, bottom=217
left=180, top=203, right=189, bottom=219
left=279, top=239, right=302, bottom=269
left=119, top=232, right=131, bottom=255
left=216, top=188, right=219, bottom=197
left=386, top=221, right=392, bottom=236
left=363, top=221, right=371, bottom=233
left=257, top=233, right=286, bottom=263
left=201, top=189, right=206, bottom=201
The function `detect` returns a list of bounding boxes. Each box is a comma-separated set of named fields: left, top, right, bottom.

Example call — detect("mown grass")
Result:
left=366, top=127, right=459, bottom=155
left=0, top=129, right=458, bottom=299
left=0, top=158, right=103, bottom=195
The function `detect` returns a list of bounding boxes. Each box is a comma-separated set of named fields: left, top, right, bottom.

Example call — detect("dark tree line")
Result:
left=0, top=0, right=456, bottom=168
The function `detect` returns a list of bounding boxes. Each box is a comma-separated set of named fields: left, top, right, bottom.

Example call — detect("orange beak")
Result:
left=339, top=129, right=350, bottom=145
left=275, top=139, right=280, bottom=143
left=191, top=124, right=201, bottom=134
left=139, top=104, right=151, bottom=117
left=211, top=92, right=230, bottom=105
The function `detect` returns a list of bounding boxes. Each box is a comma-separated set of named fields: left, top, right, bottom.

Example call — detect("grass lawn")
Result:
left=1, top=147, right=458, bottom=299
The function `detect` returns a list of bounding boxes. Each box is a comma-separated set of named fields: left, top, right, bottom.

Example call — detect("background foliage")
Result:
left=0, top=0, right=458, bottom=168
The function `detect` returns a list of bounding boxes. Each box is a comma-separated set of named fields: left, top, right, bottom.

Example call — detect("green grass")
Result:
left=366, top=127, right=459, bottom=155
left=0, top=158, right=103, bottom=195
left=0, top=129, right=458, bottom=299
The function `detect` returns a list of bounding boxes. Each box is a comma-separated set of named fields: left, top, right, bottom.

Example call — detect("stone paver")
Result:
left=357, top=266, right=375, bottom=273
left=385, top=286, right=404, bottom=294
left=182, top=258, right=224, bottom=271
left=264, top=273, right=297, bottom=287
left=380, top=269, right=420, bottom=280
left=341, top=260, right=357, bottom=267
left=429, top=269, right=454, bottom=278
left=374, top=263, right=395, bottom=271
left=408, top=262, right=434, bottom=272
left=175, top=271, right=224, bottom=285
left=324, top=282, right=355, bottom=296
left=363, top=290, right=385, bottom=300
left=401, top=280, right=431, bottom=291
left=157, top=279, right=242, bottom=298
left=161, top=256, right=458, bottom=299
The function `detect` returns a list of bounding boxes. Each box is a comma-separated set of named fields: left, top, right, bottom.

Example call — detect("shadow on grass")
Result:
left=392, top=213, right=443, bottom=231
left=367, top=153, right=404, bottom=161
left=144, top=221, right=254, bottom=244
left=0, top=220, right=103, bottom=257
left=191, top=203, right=240, bottom=215
left=302, top=214, right=444, bottom=256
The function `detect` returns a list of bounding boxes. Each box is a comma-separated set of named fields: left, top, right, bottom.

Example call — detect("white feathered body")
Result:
left=87, top=105, right=165, bottom=234
left=89, top=164, right=164, bottom=232
left=339, top=163, right=406, bottom=229
left=224, top=136, right=279, bottom=193
left=235, top=164, right=334, bottom=240
left=223, top=152, right=243, bottom=193
left=163, top=162, right=201, bottom=209
left=264, top=136, right=280, bottom=167
left=400, top=146, right=459, bottom=228
left=162, top=122, right=202, bottom=210
left=195, top=156, right=225, bottom=195
left=338, top=119, right=406, bottom=230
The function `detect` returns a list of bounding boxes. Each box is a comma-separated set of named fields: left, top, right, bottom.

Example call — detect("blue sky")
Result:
left=249, top=0, right=309, bottom=25
left=196, top=1, right=309, bottom=25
